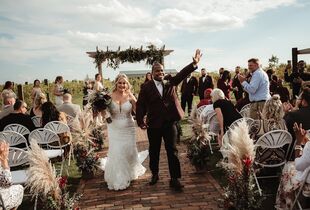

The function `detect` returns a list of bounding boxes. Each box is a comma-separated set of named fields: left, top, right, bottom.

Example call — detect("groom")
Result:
left=136, top=49, right=202, bottom=191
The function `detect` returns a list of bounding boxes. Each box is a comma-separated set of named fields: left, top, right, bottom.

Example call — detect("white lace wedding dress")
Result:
left=99, top=100, right=148, bottom=190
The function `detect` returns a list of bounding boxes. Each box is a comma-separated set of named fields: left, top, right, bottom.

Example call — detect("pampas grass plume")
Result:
left=26, top=139, right=61, bottom=200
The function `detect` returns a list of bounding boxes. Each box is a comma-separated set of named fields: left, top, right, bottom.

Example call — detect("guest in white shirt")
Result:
left=238, top=58, right=271, bottom=119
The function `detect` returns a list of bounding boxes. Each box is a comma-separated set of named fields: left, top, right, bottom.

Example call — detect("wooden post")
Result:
left=98, top=62, right=103, bottom=84
left=17, top=84, right=24, bottom=101
left=292, top=47, right=298, bottom=72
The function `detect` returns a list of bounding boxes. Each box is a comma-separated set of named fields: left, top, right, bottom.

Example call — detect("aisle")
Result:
left=77, top=128, right=223, bottom=210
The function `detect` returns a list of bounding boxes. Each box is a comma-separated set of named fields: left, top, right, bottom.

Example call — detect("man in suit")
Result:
left=198, top=68, right=213, bottom=100
left=232, top=66, right=243, bottom=101
left=180, top=73, right=198, bottom=115
left=57, top=93, right=81, bottom=118
left=136, top=49, right=202, bottom=191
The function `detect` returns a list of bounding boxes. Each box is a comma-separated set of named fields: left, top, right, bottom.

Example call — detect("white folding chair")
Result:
left=253, top=130, right=292, bottom=196
left=230, top=117, right=254, bottom=130
left=196, top=105, right=207, bottom=119
left=3, top=124, right=30, bottom=136
left=31, top=116, right=42, bottom=128
left=44, top=121, right=70, bottom=135
left=8, top=147, right=28, bottom=185
left=291, top=166, right=310, bottom=210
left=0, top=131, right=29, bottom=149
left=222, top=117, right=254, bottom=148
left=239, top=103, right=251, bottom=118
left=29, top=128, right=64, bottom=174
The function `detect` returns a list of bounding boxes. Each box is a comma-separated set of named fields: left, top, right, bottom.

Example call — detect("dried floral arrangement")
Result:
left=186, top=115, right=211, bottom=171
left=26, top=140, right=81, bottom=210
left=71, top=110, right=101, bottom=177
left=218, top=120, right=263, bottom=210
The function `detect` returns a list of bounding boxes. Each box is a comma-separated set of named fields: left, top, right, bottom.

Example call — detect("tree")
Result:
left=268, top=55, right=279, bottom=68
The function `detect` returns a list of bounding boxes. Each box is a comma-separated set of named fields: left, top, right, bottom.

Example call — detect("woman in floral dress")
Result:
left=0, top=140, right=24, bottom=210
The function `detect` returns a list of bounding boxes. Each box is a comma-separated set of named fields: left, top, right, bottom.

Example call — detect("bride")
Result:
left=100, top=74, right=148, bottom=190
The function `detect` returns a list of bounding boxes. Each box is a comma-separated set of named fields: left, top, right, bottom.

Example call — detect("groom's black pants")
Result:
left=147, top=121, right=181, bottom=179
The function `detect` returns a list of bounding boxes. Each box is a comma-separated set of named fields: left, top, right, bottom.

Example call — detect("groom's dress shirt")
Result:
left=153, top=79, right=163, bottom=96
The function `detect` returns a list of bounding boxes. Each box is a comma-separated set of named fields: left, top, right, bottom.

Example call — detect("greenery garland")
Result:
left=94, top=44, right=165, bottom=69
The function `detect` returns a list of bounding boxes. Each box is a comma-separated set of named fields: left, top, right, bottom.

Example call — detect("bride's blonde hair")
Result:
left=112, top=74, right=132, bottom=92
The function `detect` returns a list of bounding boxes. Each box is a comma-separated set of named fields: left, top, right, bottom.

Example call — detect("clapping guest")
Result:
left=29, top=93, right=47, bottom=117
left=275, top=123, right=310, bottom=209
left=53, top=76, right=64, bottom=106
left=211, top=88, right=242, bottom=142
left=94, top=73, right=104, bottom=92
left=0, top=140, right=24, bottom=210
left=217, top=70, right=232, bottom=100
left=284, top=88, right=310, bottom=141
left=238, top=58, right=271, bottom=119
left=31, top=79, right=42, bottom=106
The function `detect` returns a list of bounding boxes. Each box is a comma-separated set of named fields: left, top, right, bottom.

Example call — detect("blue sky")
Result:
left=0, top=0, right=309, bottom=84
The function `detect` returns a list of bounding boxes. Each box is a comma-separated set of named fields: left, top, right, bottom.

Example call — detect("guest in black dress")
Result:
left=211, top=88, right=242, bottom=142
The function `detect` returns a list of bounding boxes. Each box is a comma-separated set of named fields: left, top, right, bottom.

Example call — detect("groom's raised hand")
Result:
left=193, top=49, right=202, bottom=65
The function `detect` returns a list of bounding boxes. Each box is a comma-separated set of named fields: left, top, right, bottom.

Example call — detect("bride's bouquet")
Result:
left=88, top=89, right=112, bottom=123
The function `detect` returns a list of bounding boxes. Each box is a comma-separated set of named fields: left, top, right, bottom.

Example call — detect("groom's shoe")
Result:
left=170, top=179, right=184, bottom=191
left=149, top=174, right=159, bottom=185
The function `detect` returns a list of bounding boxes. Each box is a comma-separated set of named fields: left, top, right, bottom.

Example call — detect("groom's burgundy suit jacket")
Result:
left=136, top=63, right=197, bottom=128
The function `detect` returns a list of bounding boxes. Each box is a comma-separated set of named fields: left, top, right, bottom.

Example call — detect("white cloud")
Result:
left=0, top=0, right=302, bottom=83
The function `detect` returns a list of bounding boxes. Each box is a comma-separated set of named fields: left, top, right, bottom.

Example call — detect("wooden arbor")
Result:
left=86, top=45, right=174, bottom=81
left=292, top=47, right=310, bottom=72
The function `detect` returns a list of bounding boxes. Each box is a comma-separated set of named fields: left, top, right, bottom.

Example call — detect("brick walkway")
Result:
left=77, top=128, right=223, bottom=210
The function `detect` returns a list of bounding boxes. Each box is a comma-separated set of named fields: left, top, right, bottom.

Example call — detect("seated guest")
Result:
left=41, top=102, right=69, bottom=145
left=235, top=92, right=250, bottom=111
left=0, top=99, right=35, bottom=132
left=0, top=93, right=15, bottom=120
left=284, top=88, right=310, bottom=141
left=211, top=88, right=242, bottom=142
left=274, top=79, right=290, bottom=103
left=29, top=93, right=47, bottom=117
left=57, top=93, right=81, bottom=118
left=0, top=140, right=24, bottom=210
left=275, top=123, right=310, bottom=209
left=250, top=95, right=287, bottom=164
left=250, top=94, right=287, bottom=140
left=41, top=102, right=66, bottom=126
left=197, top=88, right=212, bottom=108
